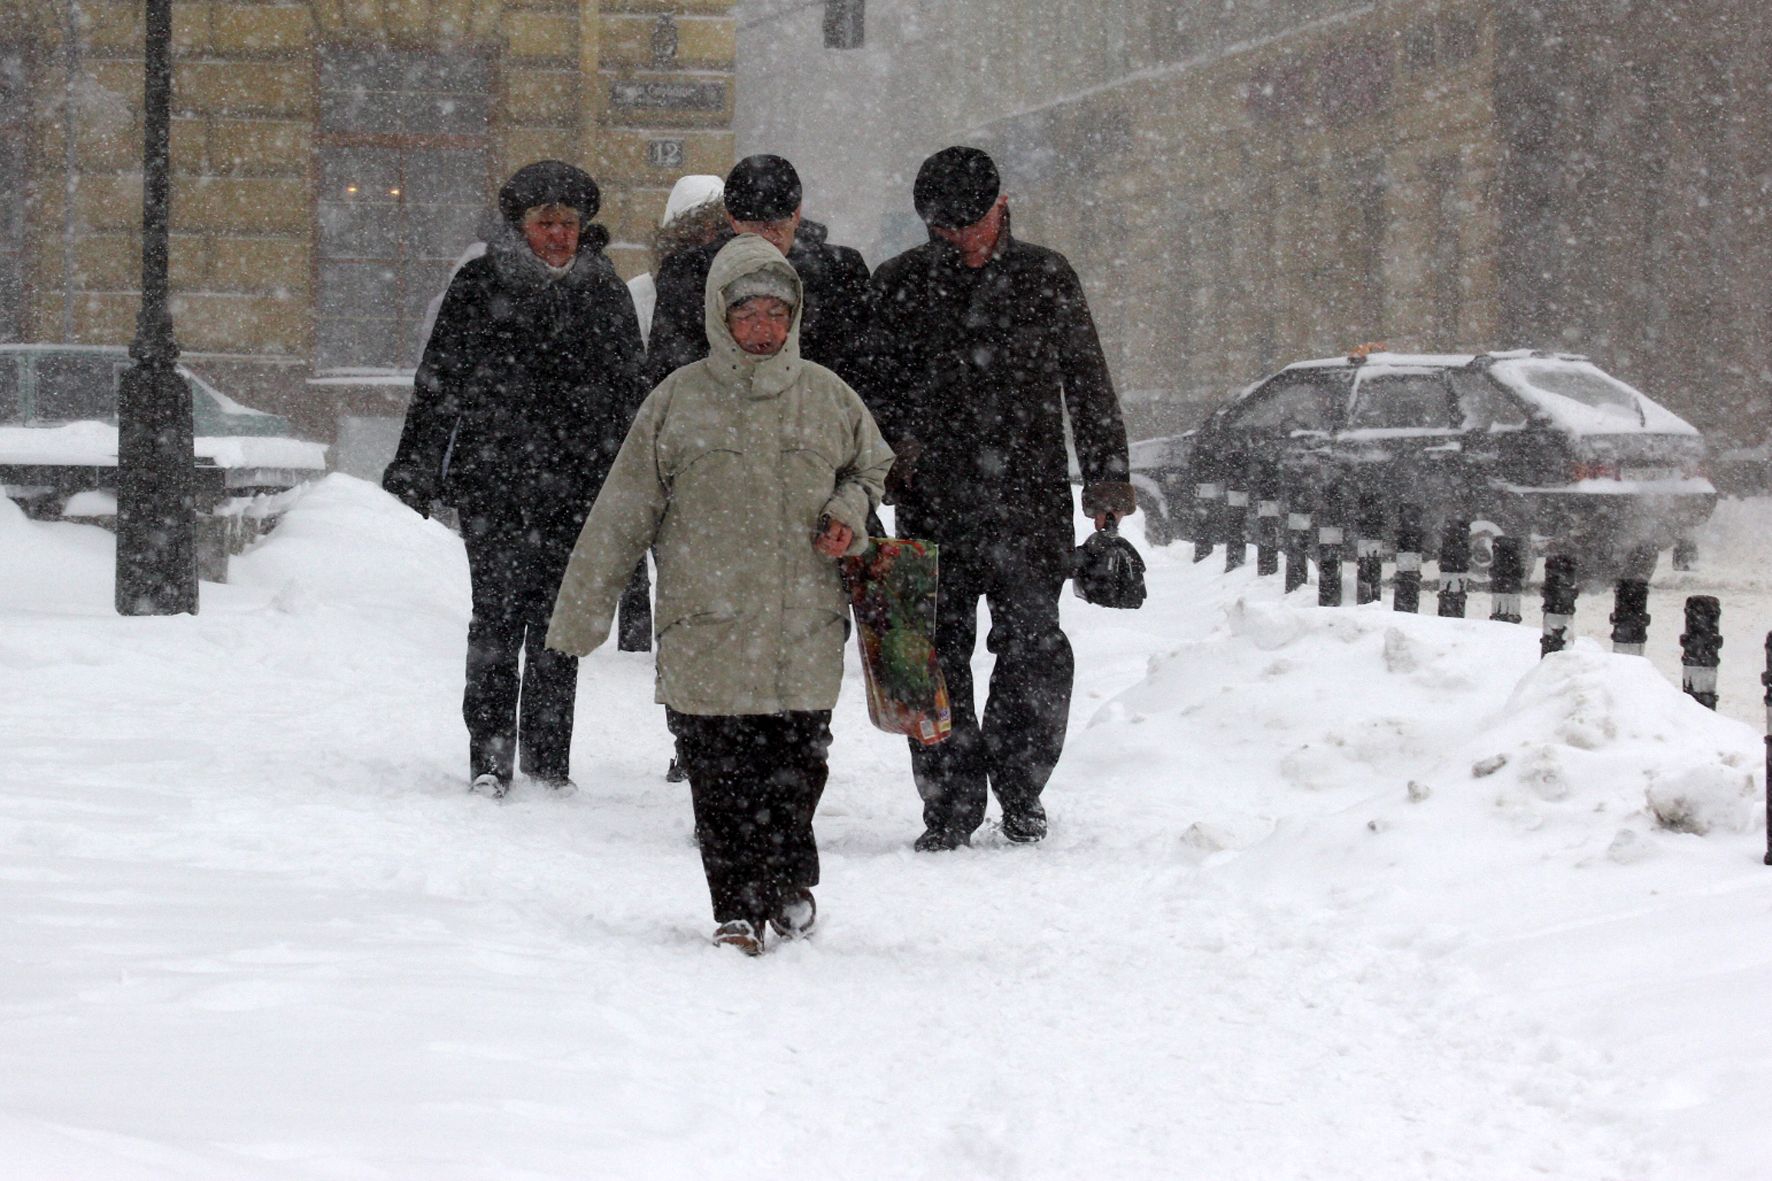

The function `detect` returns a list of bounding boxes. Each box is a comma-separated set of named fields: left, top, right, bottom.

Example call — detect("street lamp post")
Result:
left=114, top=0, right=197, bottom=615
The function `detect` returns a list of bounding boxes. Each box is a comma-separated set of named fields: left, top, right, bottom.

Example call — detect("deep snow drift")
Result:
left=4, top=476, right=1770, bottom=1179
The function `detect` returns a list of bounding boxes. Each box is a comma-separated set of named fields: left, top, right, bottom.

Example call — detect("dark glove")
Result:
left=1082, top=481, right=1138, bottom=520
left=382, top=466, right=436, bottom=518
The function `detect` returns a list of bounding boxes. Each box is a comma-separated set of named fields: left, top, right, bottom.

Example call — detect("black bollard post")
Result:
left=1437, top=519, right=1469, bottom=619
left=1317, top=480, right=1344, bottom=608
left=1540, top=554, right=1578, bottom=657
left=1355, top=487, right=1386, bottom=605
left=1762, top=633, right=1771, bottom=866
left=1191, top=451, right=1220, bottom=564
left=1255, top=461, right=1281, bottom=577
left=1284, top=475, right=1312, bottom=594
left=1610, top=578, right=1650, bottom=655
left=1393, top=504, right=1423, bottom=614
left=1680, top=595, right=1721, bottom=710
left=1490, top=535, right=1524, bottom=624
left=1222, top=463, right=1249, bottom=572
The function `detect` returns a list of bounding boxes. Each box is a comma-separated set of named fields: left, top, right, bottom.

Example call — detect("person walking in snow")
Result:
left=547, top=235, right=893, bottom=956
left=644, top=154, right=872, bottom=392
left=382, top=160, right=646, bottom=799
left=863, top=146, right=1135, bottom=851
left=627, top=174, right=726, bottom=349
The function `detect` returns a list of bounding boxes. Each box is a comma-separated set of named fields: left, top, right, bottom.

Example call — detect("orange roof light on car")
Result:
left=1346, top=341, right=1388, bottom=363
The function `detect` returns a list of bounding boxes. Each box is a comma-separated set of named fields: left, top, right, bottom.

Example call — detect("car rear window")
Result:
left=1505, top=362, right=1640, bottom=421
left=34, top=354, right=126, bottom=422
left=0, top=358, right=19, bottom=423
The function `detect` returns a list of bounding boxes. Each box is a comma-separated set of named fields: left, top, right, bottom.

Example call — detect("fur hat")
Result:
left=722, top=269, right=798, bottom=311
left=913, top=146, right=1000, bottom=229
left=498, top=160, right=600, bottom=226
left=724, top=154, right=802, bottom=223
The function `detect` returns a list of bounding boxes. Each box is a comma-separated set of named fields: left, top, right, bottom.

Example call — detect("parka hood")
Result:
left=703, top=234, right=805, bottom=397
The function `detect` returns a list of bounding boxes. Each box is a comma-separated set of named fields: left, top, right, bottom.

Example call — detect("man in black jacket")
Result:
left=644, top=154, right=870, bottom=390
left=383, top=160, right=646, bottom=797
left=865, top=146, right=1135, bottom=850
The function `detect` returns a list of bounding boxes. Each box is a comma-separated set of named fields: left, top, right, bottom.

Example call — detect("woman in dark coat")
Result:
left=383, top=160, right=646, bottom=797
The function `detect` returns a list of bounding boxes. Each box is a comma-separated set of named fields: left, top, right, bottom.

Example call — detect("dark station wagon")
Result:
left=1131, top=350, right=1717, bottom=580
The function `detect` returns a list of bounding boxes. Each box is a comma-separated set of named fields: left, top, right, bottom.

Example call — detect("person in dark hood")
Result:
left=644, top=154, right=871, bottom=391
left=382, top=160, right=646, bottom=798
left=863, top=146, right=1136, bottom=851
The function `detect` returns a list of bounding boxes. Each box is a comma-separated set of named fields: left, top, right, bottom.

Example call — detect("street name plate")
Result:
left=611, top=80, right=725, bottom=112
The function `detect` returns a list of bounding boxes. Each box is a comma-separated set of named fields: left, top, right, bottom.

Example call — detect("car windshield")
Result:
left=1505, top=362, right=1641, bottom=421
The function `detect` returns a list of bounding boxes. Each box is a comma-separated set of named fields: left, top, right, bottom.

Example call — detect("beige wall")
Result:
left=1, top=0, right=737, bottom=435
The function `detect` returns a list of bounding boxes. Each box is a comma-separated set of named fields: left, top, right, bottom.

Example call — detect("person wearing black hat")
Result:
left=644, top=153, right=872, bottom=391
left=382, top=160, right=646, bottom=798
left=862, top=145, right=1136, bottom=851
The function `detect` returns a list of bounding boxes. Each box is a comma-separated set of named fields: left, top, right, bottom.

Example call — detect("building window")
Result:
left=314, top=49, right=491, bottom=371
left=0, top=49, right=27, bottom=343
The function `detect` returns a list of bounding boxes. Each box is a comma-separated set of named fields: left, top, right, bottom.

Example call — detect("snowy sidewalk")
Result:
left=3, top=477, right=1768, bottom=1179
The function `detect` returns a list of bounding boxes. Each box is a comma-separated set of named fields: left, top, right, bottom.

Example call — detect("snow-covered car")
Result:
left=0, top=344, right=327, bottom=508
left=1132, top=350, right=1716, bottom=579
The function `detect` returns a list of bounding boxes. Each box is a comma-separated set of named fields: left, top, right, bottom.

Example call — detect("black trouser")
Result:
left=667, top=709, right=831, bottom=929
left=911, top=539, right=1073, bottom=839
left=460, top=505, right=579, bottom=782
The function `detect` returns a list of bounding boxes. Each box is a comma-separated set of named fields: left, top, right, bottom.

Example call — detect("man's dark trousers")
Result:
left=667, top=709, right=831, bottom=929
left=911, top=538, right=1073, bottom=840
left=461, top=504, right=580, bottom=782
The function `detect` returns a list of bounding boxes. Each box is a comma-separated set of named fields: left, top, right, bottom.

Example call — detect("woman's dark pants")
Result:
left=666, top=709, right=831, bottom=929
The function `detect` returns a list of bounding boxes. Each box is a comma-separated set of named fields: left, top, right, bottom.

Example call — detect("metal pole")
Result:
left=1680, top=596, right=1721, bottom=710
left=1254, top=460, right=1280, bottom=577
left=1393, top=504, right=1422, bottom=614
left=1539, top=553, right=1578, bottom=657
left=115, top=0, right=197, bottom=615
left=1317, top=479, right=1344, bottom=608
left=1437, top=519, right=1469, bottom=619
left=1610, top=578, right=1650, bottom=655
left=1283, top=473, right=1311, bottom=595
left=1762, top=632, right=1771, bottom=865
left=1354, top=487, right=1385, bottom=606
left=1490, top=536, right=1524, bottom=624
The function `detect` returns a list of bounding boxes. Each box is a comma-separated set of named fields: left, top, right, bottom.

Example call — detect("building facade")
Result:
left=735, top=0, right=1771, bottom=446
left=0, top=0, right=737, bottom=463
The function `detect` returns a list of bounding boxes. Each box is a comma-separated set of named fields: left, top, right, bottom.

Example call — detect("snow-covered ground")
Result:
left=4, top=476, right=1771, bottom=1179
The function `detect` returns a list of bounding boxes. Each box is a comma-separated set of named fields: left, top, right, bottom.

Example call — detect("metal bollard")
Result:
left=1284, top=476, right=1312, bottom=594
left=1191, top=449, right=1221, bottom=564
left=1393, top=504, right=1423, bottom=614
left=1317, top=481, right=1345, bottom=608
left=1255, top=462, right=1282, bottom=577
left=1223, top=478, right=1249, bottom=572
left=1610, top=578, right=1650, bottom=655
left=1540, top=554, right=1578, bottom=657
left=1355, top=488, right=1386, bottom=605
left=1762, top=633, right=1772, bottom=865
left=1489, top=536, right=1524, bottom=624
left=1437, top=519, right=1469, bottom=619
left=1680, top=595, right=1721, bottom=710
left=1762, top=633, right=1771, bottom=866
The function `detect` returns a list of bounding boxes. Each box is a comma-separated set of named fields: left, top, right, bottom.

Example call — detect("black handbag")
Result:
left=1072, top=518, right=1147, bottom=609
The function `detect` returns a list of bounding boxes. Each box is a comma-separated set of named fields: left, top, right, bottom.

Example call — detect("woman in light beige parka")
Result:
left=547, top=233, right=893, bottom=955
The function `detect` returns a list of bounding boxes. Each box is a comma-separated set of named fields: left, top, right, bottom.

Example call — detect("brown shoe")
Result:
left=769, top=887, right=817, bottom=939
left=712, top=919, right=763, bottom=956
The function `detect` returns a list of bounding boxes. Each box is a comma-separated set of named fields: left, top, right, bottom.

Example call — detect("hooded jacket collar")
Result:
left=702, top=234, right=804, bottom=399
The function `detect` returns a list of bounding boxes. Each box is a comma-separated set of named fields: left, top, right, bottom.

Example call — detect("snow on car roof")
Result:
left=1285, top=351, right=1480, bottom=369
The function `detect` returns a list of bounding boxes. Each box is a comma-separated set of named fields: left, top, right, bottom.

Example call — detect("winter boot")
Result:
left=532, top=773, right=578, bottom=796
left=769, top=887, right=817, bottom=940
left=913, top=826, right=970, bottom=853
left=1000, top=804, right=1048, bottom=845
left=665, top=757, right=688, bottom=783
left=712, top=919, right=764, bottom=956
left=470, top=772, right=510, bottom=800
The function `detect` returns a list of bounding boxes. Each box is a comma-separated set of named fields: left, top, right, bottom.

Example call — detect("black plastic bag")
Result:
left=1072, top=520, right=1146, bottom=609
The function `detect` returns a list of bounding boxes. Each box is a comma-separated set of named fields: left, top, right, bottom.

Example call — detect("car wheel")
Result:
left=1563, top=532, right=1659, bottom=587
left=1468, top=516, right=1533, bottom=577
